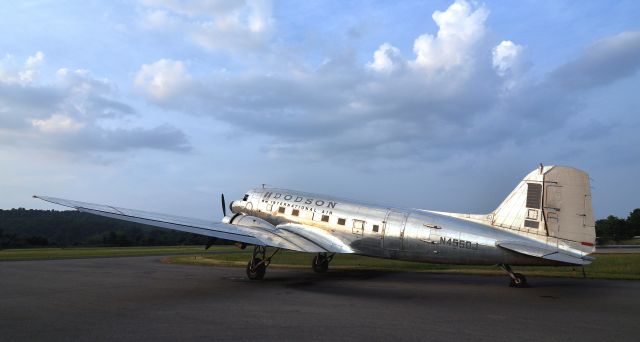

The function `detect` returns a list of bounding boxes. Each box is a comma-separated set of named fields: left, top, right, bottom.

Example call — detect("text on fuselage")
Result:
left=263, top=192, right=337, bottom=209
left=440, top=237, right=479, bottom=250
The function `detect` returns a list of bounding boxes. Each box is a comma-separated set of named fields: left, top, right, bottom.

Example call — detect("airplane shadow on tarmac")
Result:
left=217, top=267, right=603, bottom=302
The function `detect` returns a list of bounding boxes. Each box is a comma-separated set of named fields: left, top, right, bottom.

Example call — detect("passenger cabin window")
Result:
left=278, top=207, right=286, bottom=214
left=337, top=218, right=346, bottom=225
left=292, top=209, right=299, bottom=216
left=321, top=215, right=329, bottom=222
left=372, top=224, right=379, bottom=233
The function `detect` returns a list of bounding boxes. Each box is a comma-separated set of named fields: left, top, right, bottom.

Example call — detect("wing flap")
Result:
left=276, top=223, right=355, bottom=253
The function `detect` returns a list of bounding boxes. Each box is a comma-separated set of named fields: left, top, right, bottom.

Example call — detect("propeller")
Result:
left=206, top=193, right=226, bottom=250
left=205, top=237, right=217, bottom=250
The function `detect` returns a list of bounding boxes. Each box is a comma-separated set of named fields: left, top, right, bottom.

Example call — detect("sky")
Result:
left=1, top=0, right=639, bottom=220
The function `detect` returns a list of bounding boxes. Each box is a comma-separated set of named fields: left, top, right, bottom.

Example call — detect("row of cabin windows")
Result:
left=274, top=205, right=380, bottom=233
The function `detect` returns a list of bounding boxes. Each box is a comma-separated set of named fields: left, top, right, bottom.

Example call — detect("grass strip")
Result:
left=3, top=246, right=637, bottom=280
left=0, top=245, right=234, bottom=261
left=165, top=251, right=640, bottom=280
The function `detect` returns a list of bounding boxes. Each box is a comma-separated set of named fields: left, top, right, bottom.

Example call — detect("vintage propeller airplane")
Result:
left=35, top=165, right=595, bottom=287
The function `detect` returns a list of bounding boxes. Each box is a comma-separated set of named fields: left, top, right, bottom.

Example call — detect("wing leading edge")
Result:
left=34, top=195, right=349, bottom=253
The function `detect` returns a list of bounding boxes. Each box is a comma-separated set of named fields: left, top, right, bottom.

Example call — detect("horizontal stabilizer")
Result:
left=542, top=252, right=594, bottom=265
left=497, top=241, right=593, bottom=266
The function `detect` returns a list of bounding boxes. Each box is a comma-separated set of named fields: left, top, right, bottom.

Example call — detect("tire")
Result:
left=509, top=273, right=529, bottom=288
left=246, top=258, right=266, bottom=280
left=312, top=255, right=329, bottom=273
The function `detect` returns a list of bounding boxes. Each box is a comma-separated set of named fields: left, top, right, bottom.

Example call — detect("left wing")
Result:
left=34, top=195, right=352, bottom=253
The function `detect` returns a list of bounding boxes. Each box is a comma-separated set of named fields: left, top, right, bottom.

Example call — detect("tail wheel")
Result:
left=312, top=255, right=329, bottom=273
left=246, top=258, right=266, bottom=280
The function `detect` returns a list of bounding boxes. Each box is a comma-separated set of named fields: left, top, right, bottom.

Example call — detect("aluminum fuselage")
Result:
left=235, top=188, right=563, bottom=266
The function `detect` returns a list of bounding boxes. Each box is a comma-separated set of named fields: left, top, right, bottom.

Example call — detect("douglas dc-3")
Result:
left=35, top=165, right=595, bottom=287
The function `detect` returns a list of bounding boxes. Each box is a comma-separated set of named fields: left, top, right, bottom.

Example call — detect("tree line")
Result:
left=0, top=208, right=211, bottom=249
left=1, top=208, right=639, bottom=249
left=596, top=209, right=640, bottom=244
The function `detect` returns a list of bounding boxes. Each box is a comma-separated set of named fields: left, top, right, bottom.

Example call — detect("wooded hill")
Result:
left=0, top=208, right=210, bottom=248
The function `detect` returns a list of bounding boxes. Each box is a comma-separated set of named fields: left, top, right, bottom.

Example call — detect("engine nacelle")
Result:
left=229, top=200, right=243, bottom=214
left=229, top=214, right=276, bottom=231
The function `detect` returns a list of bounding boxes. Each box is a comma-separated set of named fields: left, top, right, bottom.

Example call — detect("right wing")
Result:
left=34, top=195, right=350, bottom=253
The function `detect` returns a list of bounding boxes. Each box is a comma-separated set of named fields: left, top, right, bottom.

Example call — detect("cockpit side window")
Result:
left=243, top=194, right=249, bottom=201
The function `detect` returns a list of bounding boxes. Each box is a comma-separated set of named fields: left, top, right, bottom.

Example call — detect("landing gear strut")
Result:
left=499, top=264, right=529, bottom=288
left=246, top=245, right=280, bottom=280
left=312, top=253, right=335, bottom=273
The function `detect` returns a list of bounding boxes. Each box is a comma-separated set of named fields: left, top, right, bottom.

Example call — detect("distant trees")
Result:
left=595, top=209, right=640, bottom=244
left=628, top=209, right=640, bottom=236
left=0, top=208, right=211, bottom=249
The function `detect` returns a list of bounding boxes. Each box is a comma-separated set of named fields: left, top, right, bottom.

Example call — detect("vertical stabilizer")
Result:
left=491, top=165, right=595, bottom=253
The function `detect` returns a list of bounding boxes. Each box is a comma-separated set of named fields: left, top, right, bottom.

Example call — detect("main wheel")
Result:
left=246, top=258, right=266, bottom=280
left=509, top=273, right=529, bottom=288
left=312, top=255, right=329, bottom=273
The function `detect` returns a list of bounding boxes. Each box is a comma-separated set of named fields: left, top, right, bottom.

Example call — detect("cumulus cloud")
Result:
left=0, top=52, right=190, bottom=155
left=0, top=51, right=45, bottom=84
left=367, top=43, right=405, bottom=74
left=411, top=0, right=488, bottom=73
left=20, top=51, right=44, bottom=83
left=492, top=40, right=525, bottom=77
left=366, top=1, right=491, bottom=79
left=133, top=1, right=638, bottom=163
left=134, top=59, right=194, bottom=102
left=140, top=0, right=273, bottom=52
left=135, top=0, right=500, bottom=160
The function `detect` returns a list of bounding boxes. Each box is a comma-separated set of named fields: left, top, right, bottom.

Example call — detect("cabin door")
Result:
left=383, top=211, right=408, bottom=250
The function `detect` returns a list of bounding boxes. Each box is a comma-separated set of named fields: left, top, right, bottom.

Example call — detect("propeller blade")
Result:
left=205, top=237, right=217, bottom=250
left=221, top=193, right=227, bottom=217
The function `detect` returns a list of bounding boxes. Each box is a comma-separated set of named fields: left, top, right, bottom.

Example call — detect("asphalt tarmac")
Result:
left=1, top=256, right=638, bottom=342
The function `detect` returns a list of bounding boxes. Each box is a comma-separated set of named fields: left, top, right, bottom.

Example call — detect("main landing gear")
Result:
left=312, top=253, right=335, bottom=273
left=246, top=245, right=280, bottom=280
left=499, top=264, right=529, bottom=288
